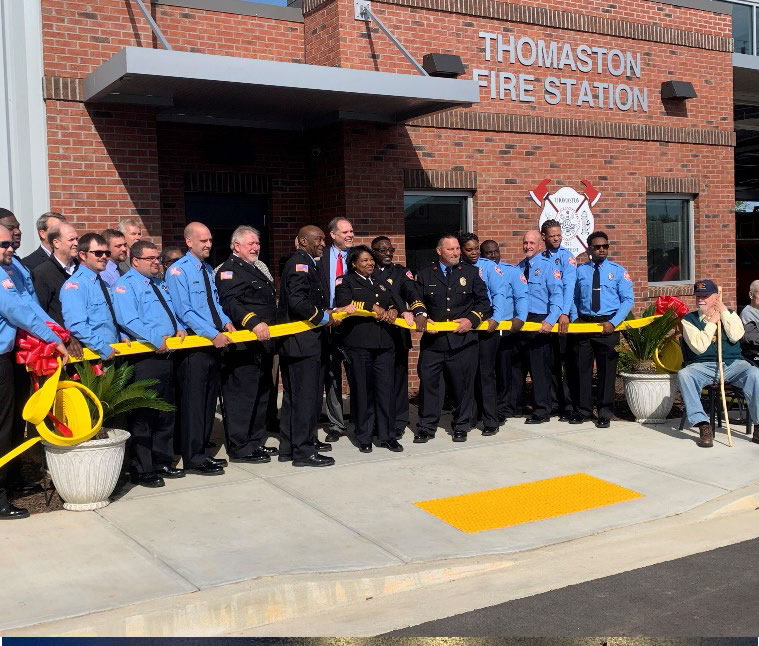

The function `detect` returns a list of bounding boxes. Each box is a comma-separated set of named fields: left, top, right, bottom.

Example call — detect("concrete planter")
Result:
left=43, top=428, right=130, bottom=511
left=620, top=372, right=677, bottom=424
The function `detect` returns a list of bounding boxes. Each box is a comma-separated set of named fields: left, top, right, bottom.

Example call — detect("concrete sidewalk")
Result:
left=2, top=410, right=759, bottom=636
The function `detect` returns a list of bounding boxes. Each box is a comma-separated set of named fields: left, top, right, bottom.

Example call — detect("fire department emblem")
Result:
left=530, top=179, right=600, bottom=258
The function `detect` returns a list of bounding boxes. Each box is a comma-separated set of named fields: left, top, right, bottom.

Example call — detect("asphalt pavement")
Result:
left=386, top=537, right=759, bottom=636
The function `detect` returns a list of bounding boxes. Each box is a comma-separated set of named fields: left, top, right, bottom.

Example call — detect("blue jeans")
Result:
left=677, top=359, right=759, bottom=426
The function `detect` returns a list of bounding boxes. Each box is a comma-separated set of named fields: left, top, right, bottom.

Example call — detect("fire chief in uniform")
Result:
left=215, top=225, right=279, bottom=464
left=414, top=235, right=491, bottom=443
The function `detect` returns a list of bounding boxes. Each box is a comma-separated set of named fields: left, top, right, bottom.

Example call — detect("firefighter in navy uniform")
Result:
left=370, top=235, right=421, bottom=440
left=215, top=226, right=280, bottom=464
left=277, top=225, right=353, bottom=467
left=414, top=234, right=492, bottom=443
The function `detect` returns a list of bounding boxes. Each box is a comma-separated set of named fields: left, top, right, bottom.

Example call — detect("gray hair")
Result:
left=327, top=217, right=351, bottom=234
left=118, top=217, right=142, bottom=233
left=750, top=280, right=759, bottom=297
left=230, top=225, right=260, bottom=250
left=36, top=211, right=65, bottom=232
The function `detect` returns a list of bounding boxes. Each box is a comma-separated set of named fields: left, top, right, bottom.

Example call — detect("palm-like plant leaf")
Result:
left=621, top=305, right=680, bottom=363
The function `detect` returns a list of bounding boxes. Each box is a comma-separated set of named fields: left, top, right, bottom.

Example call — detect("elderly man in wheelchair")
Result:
left=677, top=280, right=759, bottom=448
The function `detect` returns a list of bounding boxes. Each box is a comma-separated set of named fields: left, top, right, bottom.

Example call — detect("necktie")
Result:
left=117, top=263, right=125, bottom=276
left=336, top=252, right=344, bottom=278
left=97, top=276, right=121, bottom=333
left=151, top=282, right=178, bottom=335
left=523, top=260, right=530, bottom=282
left=201, top=265, right=224, bottom=332
left=445, top=266, right=452, bottom=282
left=592, top=262, right=601, bottom=312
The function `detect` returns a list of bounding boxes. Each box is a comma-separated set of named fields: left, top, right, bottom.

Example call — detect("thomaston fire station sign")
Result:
left=473, top=33, right=648, bottom=113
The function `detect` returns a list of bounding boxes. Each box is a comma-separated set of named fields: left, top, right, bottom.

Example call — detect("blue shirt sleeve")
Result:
left=611, top=269, right=635, bottom=327
left=512, top=268, right=528, bottom=321
left=544, top=269, right=563, bottom=326
left=487, top=264, right=508, bottom=322
left=60, top=281, right=114, bottom=357
left=166, top=265, right=218, bottom=340
left=560, top=253, right=578, bottom=316
left=0, top=279, right=59, bottom=344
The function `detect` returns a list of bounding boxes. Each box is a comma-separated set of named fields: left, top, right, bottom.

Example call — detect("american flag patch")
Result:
left=64, top=282, right=79, bottom=290
left=170, top=267, right=181, bottom=276
left=114, top=286, right=126, bottom=294
left=220, top=271, right=233, bottom=280
left=494, top=266, right=503, bottom=275
left=520, top=274, right=528, bottom=284
left=1, top=279, right=13, bottom=290
left=406, top=270, right=413, bottom=280
left=295, top=264, right=309, bottom=273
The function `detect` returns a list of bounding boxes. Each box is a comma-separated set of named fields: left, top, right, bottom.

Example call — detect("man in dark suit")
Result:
left=21, top=212, right=66, bottom=272
left=32, top=222, right=79, bottom=325
left=215, top=225, right=279, bottom=464
left=414, top=234, right=492, bottom=443
left=277, top=225, right=353, bottom=467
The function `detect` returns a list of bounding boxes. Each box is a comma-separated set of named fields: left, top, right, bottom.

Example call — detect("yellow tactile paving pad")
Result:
left=414, top=473, right=644, bottom=533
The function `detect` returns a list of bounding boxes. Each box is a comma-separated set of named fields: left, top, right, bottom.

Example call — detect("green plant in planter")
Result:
left=619, top=304, right=680, bottom=374
left=73, top=360, right=175, bottom=439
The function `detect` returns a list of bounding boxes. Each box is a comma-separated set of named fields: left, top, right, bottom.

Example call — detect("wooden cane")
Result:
left=716, top=287, right=733, bottom=447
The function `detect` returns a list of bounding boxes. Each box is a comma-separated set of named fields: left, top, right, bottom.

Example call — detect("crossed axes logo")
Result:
left=530, top=179, right=601, bottom=258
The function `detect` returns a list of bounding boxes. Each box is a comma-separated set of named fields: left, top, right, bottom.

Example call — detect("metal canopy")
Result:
left=83, top=47, right=479, bottom=129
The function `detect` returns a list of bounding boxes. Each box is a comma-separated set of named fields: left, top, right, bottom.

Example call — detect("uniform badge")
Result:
left=295, top=264, right=309, bottom=273
left=534, top=268, right=541, bottom=276
left=494, top=266, right=503, bottom=275
left=553, top=270, right=561, bottom=280
left=114, top=286, right=126, bottom=294
left=220, top=271, right=233, bottom=280
left=555, top=258, right=561, bottom=265
left=64, top=282, right=79, bottom=290
left=1, top=279, right=13, bottom=290
left=459, top=277, right=467, bottom=286
left=406, top=270, right=413, bottom=280
left=608, top=273, right=614, bottom=280
left=520, top=274, right=528, bottom=284
left=624, top=272, right=632, bottom=282
left=170, top=267, right=181, bottom=276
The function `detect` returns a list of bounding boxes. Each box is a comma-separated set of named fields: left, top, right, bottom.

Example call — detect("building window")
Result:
left=714, top=0, right=755, bottom=54
left=646, top=195, right=694, bottom=284
left=404, top=192, right=472, bottom=271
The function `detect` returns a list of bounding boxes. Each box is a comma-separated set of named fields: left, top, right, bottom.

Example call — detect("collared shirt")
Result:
left=60, top=265, right=120, bottom=357
left=0, top=266, right=60, bottom=353
left=40, top=246, right=52, bottom=257
left=571, top=257, right=634, bottom=327
left=4, top=260, right=55, bottom=326
left=517, top=254, right=562, bottom=324
left=11, top=255, right=36, bottom=298
left=497, top=260, right=529, bottom=321
left=544, top=246, right=578, bottom=316
left=113, top=269, right=182, bottom=348
left=472, top=257, right=508, bottom=321
left=100, top=259, right=122, bottom=288
left=165, top=252, right=231, bottom=340
left=328, top=245, right=349, bottom=307
left=52, top=254, right=76, bottom=276
left=682, top=310, right=744, bottom=355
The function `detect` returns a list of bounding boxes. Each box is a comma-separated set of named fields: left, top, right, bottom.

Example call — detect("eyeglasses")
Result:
left=135, top=255, right=160, bottom=262
left=372, top=246, right=395, bottom=253
left=0, top=241, right=12, bottom=249
left=591, top=243, right=610, bottom=250
left=87, top=249, right=112, bottom=258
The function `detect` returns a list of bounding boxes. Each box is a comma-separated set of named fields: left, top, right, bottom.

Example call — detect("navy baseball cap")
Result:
left=694, top=279, right=718, bottom=295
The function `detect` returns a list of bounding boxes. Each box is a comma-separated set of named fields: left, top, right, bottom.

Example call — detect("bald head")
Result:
left=297, top=225, right=326, bottom=259
left=184, top=221, right=213, bottom=261
left=522, top=229, right=542, bottom=260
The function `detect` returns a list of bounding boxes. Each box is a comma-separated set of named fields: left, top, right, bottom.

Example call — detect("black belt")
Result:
left=526, top=313, right=547, bottom=323
left=578, top=313, right=616, bottom=323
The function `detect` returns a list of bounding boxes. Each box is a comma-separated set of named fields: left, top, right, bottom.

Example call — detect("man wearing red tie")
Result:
left=319, top=217, right=354, bottom=442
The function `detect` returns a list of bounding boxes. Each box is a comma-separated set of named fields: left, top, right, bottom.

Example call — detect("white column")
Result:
left=0, top=0, right=49, bottom=256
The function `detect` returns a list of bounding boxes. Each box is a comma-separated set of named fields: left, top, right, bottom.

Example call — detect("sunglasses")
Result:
left=591, top=243, right=610, bottom=250
left=0, top=241, right=13, bottom=249
left=372, top=246, right=395, bottom=253
left=87, top=249, right=112, bottom=258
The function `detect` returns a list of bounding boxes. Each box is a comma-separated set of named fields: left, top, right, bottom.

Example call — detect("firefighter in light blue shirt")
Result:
left=460, top=233, right=508, bottom=435
left=541, top=220, right=579, bottom=420
left=512, top=230, right=562, bottom=424
left=60, top=233, right=122, bottom=360
left=113, top=240, right=187, bottom=487
left=480, top=239, right=528, bottom=423
left=164, top=222, right=235, bottom=476
left=568, top=231, right=634, bottom=428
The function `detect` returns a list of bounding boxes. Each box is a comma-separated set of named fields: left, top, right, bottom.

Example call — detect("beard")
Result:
left=698, top=303, right=710, bottom=316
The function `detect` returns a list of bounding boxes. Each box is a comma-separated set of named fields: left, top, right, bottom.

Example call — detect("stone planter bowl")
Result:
left=620, top=372, right=677, bottom=424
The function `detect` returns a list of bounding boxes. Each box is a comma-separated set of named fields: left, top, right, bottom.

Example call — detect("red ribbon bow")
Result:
left=655, top=295, right=689, bottom=319
left=15, top=322, right=71, bottom=377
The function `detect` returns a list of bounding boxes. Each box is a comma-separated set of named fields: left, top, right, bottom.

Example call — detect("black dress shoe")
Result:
left=187, top=459, right=225, bottom=475
left=359, top=443, right=373, bottom=453
left=452, top=431, right=467, bottom=442
left=568, top=413, right=587, bottom=424
left=292, top=453, right=335, bottom=467
left=0, top=502, right=30, bottom=519
left=394, top=430, right=406, bottom=439
left=278, top=453, right=293, bottom=462
left=155, top=465, right=185, bottom=479
left=595, top=417, right=611, bottom=428
left=315, top=440, right=332, bottom=452
left=413, top=432, right=429, bottom=444
left=558, top=415, right=570, bottom=422
left=380, top=439, right=404, bottom=452
left=482, top=427, right=499, bottom=436
left=205, top=440, right=217, bottom=449
left=325, top=432, right=341, bottom=443
left=207, top=456, right=228, bottom=467
left=130, top=472, right=165, bottom=488
left=259, top=446, right=279, bottom=456
left=231, top=449, right=271, bottom=464
left=525, top=415, right=550, bottom=424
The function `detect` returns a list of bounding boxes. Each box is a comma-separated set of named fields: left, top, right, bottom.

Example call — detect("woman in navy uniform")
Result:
left=335, top=245, right=404, bottom=453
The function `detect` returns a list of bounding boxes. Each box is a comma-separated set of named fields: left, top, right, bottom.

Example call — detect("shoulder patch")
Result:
left=568, top=256, right=577, bottom=266
left=2, top=279, right=13, bottom=290
left=624, top=272, right=632, bottom=282
left=114, top=286, right=126, bottom=294
left=553, top=270, right=562, bottom=280
left=494, top=265, right=503, bottom=275
left=295, top=264, right=309, bottom=273
left=64, top=282, right=79, bottom=290
left=170, top=267, right=182, bottom=276
left=406, top=270, right=414, bottom=280
left=478, top=268, right=483, bottom=279
left=520, top=274, right=528, bottom=284
left=220, top=271, right=233, bottom=280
